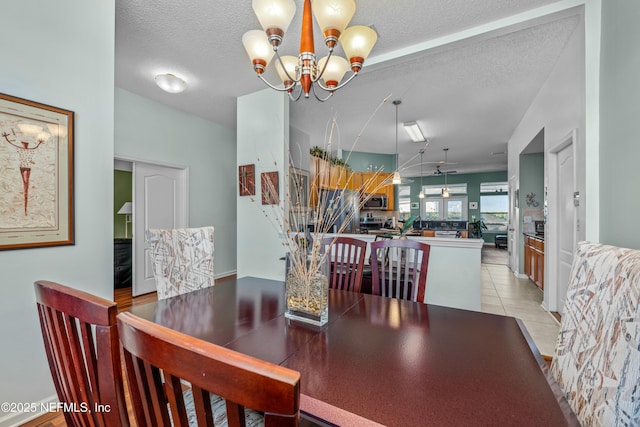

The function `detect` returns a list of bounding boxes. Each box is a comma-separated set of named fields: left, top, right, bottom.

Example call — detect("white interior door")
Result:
left=556, top=141, right=576, bottom=314
left=132, top=162, right=188, bottom=296
left=508, top=177, right=518, bottom=271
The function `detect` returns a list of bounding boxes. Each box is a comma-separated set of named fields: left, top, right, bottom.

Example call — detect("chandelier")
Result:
left=242, top=0, right=378, bottom=101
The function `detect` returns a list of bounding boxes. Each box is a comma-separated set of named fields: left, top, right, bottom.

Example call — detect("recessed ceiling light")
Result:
left=154, top=73, right=187, bottom=93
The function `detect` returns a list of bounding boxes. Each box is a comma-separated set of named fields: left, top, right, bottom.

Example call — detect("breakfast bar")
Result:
left=323, top=233, right=484, bottom=311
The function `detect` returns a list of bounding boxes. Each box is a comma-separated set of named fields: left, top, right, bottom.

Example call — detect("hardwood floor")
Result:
left=23, top=275, right=236, bottom=427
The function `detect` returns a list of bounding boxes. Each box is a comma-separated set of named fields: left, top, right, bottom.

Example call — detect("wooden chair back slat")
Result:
left=34, top=280, right=130, bottom=427
left=322, top=236, right=367, bottom=293
left=118, top=311, right=301, bottom=427
left=371, top=239, right=431, bottom=302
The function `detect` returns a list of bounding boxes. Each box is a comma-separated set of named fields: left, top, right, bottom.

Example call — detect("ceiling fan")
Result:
left=434, top=164, right=457, bottom=175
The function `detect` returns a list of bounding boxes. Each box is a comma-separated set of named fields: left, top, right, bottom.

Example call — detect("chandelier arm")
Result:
left=315, top=71, right=359, bottom=93
left=311, top=47, right=334, bottom=83
left=274, top=50, right=301, bottom=83
left=257, top=73, right=296, bottom=92
left=288, top=85, right=304, bottom=101
left=311, top=84, right=334, bottom=102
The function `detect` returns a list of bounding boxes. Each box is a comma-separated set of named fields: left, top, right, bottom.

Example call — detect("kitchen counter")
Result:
left=524, top=233, right=544, bottom=241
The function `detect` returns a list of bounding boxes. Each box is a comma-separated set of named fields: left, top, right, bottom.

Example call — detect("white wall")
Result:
left=114, top=89, right=237, bottom=276
left=237, top=90, right=289, bottom=280
left=507, top=13, right=587, bottom=308
left=0, top=1, right=115, bottom=425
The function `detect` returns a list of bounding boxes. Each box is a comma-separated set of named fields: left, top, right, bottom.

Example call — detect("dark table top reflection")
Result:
left=130, top=277, right=576, bottom=426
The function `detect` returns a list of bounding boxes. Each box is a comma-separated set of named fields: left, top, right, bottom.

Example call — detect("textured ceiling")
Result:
left=115, top=0, right=583, bottom=174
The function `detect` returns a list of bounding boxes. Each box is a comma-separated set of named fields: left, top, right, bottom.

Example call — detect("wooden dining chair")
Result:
left=146, top=226, right=215, bottom=299
left=322, top=236, right=367, bottom=292
left=370, top=239, right=431, bottom=302
left=34, top=280, right=130, bottom=427
left=117, top=311, right=301, bottom=427
left=549, top=242, right=640, bottom=426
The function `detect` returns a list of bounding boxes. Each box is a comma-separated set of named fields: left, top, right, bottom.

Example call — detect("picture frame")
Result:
left=261, top=171, right=279, bottom=205
left=238, top=164, right=255, bottom=196
left=469, top=201, right=478, bottom=209
left=0, top=93, right=74, bottom=250
left=410, top=202, right=419, bottom=209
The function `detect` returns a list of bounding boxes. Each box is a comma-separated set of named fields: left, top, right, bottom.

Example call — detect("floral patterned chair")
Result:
left=550, top=242, right=640, bottom=426
left=146, top=226, right=215, bottom=299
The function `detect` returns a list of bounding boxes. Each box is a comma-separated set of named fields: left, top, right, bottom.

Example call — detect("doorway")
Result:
left=547, top=130, right=577, bottom=314
left=114, top=158, right=189, bottom=297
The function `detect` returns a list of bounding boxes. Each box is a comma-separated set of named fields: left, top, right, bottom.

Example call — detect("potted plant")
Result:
left=398, top=215, right=417, bottom=239
left=468, top=217, right=487, bottom=238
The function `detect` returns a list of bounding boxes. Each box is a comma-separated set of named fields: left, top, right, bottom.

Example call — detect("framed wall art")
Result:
left=261, top=171, right=279, bottom=205
left=238, top=164, right=255, bottom=196
left=0, top=93, right=74, bottom=250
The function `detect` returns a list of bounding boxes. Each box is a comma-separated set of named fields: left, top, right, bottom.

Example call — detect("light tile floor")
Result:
left=480, top=263, right=560, bottom=356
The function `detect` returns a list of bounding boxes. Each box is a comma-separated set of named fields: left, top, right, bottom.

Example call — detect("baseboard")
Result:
left=0, top=394, right=57, bottom=427
left=215, top=270, right=236, bottom=280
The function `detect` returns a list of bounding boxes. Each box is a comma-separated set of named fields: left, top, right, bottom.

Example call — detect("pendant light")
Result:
left=385, top=100, right=413, bottom=185
left=442, top=148, right=450, bottom=198
left=418, top=149, right=425, bottom=198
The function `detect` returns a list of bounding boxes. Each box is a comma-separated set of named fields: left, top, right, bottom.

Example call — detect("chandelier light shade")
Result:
left=442, top=148, right=450, bottom=198
left=317, top=55, right=350, bottom=87
left=242, top=30, right=276, bottom=72
left=154, top=73, right=188, bottom=93
left=383, top=100, right=413, bottom=186
left=242, top=0, right=377, bottom=101
left=340, top=25, right=377, bottom=70
left=252, top=0, right=297, bottom=36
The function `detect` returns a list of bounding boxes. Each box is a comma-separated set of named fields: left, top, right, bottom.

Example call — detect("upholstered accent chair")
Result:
left=146, top=226, right=215, bottom=299
left=550, top=242, right=640, bottom=426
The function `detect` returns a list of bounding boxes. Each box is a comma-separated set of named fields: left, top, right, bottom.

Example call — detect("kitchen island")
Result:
left=324, top=233, right=483, bottom=311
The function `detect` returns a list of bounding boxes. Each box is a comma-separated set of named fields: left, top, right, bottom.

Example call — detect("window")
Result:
left=423, top=183, right=467, bottom=196
left=480, top=182, right=508, bottom=193
left=423, top=200, right=440, bottom=220
left=398, top=185, right=411, bottom=213
left=480, top=181, right=508, bottom=232
left=422, top=197, right=467, bottom=220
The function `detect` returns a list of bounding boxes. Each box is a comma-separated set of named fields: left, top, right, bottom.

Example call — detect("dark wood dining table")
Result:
left=130, top=277, right=577, bottom=426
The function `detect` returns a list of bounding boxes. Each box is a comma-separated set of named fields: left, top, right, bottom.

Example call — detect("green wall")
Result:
left=114, top=170, right=132, bottom=238
left=342, top=150, right=396, bottom=173
left=405, top=170, right=508, bottom=242
left=518, top=153, right=544, bottom=272
left=600, top=1, right=640, bottom=248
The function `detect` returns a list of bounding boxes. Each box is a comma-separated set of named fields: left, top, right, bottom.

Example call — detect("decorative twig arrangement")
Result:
left=252, top=95, right=429, bottom=319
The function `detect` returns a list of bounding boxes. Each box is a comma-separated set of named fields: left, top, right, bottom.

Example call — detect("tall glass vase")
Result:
left=284, top=251, right=329, bottom=326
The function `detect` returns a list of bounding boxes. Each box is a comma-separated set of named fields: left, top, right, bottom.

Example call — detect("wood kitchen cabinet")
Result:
left=361, top=171, right=394, bottom=210
left=309, top=158, right=394, bottom=210
left=524, top=235, right=544, bottom=290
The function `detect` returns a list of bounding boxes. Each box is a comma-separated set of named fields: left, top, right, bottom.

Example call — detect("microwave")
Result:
left=362, top=194, right=388, bottom=210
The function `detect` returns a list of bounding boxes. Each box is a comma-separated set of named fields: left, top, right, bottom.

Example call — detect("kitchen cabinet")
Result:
left=309, top=157, right=394, bottom=210
left=361, top=171, right=394, bottom=210
left=524, top=235, right=544, bottom=289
